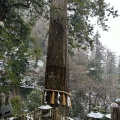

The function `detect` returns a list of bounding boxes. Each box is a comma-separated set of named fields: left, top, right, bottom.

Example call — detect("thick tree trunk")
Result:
left=45, top=0, right=69, bottom=117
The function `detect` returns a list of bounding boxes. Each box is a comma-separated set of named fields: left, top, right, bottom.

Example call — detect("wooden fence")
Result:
left=17, top=109, right=65, bottom=120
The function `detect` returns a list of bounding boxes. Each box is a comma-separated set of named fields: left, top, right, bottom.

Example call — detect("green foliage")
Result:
left=0, top=86, right=10, bottom=93
left=70, top=90, right=86, bottom=117
left=99, top=107, right=106, bottom=114
left=26, top=90, right=42, bottom=112
left=87, top=32, right=104, bottom=81
left=29, top=42, right=42, bottom=66
left=0, top=0, right=118, bottom=57
left=0, top=1, right=36, bottom=88
left=67, top=0, right=118, bottom=50
left=11, top=96, right=22, bottom=117
left=87, top=59, right=103, bottom=81
left=0, top=0, right=118, bottom=86
left=0, top=1, right=119, bottom=117
left=19, top=87, right=33, bottom=98
left=117, top=56, right=120, bottom=93
left=70, top=102, right=84, bottom=118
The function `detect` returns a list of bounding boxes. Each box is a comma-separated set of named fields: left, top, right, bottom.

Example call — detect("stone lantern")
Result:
left=87, top=107, right=104, bottom=120
left=115, top=99, right=120, bottom=105
left=110, top=99, right=120, bottom=120
left=0, top=92, right=12, bottom=118
left=38, top=102, right=52, bottom=120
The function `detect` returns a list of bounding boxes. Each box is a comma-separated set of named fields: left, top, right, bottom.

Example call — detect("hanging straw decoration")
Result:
left=50, top=109, right=51, bottom=116
left=62, top=93, right=66, bottom=105
left=44, top=91, right=47, bottom=102
left=67, top=96, right=72, bottom=108
left=57, top=92, right=60, bottom=104
left=44, top=89, right=71, bottom=106
left=50, top=91, right=55, bottom=104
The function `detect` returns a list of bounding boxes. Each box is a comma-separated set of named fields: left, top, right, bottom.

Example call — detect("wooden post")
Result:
left=33, top=110, right=36, bottom=120
left=110, top=101, right=120, bottom=120
left=115, top=99, right=120, bottom=120
left=5, top=91, right=11, bottom=105
left=0, top=93, right=2, bottom=107
left=1, top=93, right=5, bottom=106
left=8, top=91, right=12, bottom=104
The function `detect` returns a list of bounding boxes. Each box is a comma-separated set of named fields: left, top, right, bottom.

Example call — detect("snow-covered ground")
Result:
left=87, top=111, right=104, bottom=119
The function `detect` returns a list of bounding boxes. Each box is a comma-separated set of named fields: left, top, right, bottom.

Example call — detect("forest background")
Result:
left=0, top=0, right=120, bottom=119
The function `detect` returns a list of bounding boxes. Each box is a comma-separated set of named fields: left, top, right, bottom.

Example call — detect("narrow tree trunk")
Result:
left=45, top=0, right=69, bottom=117
left=88, top=92, right=92, bottom=113
left=12, top=84, right=19, bottom=96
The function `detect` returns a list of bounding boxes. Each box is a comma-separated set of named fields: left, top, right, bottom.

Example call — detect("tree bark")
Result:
left=45, top=0, right=69, bottom=117
left=111, top=102, right=120, bottom=120
left=111, top=107, right=120, bottom=120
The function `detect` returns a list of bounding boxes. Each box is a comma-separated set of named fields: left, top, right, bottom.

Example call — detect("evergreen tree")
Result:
left=0, top=0, right=118, bottom=117
left=105, top=50, right=116, bottom=84
left=45, top=0, right=118, bottom=118
left=117, top=56, right=120, bottom=93
left=87, top=32, right=104, bottom=81
left=0, top=0, right=43, bottom=94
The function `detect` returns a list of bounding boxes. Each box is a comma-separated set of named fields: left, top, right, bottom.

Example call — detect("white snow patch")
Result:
left=110, top=102, right=119, bottom=108
left=38, top=102, right=52, bottom=110
left=87, top=111, right=104, bottom=118
left=105, top=114, right=111, bottom=119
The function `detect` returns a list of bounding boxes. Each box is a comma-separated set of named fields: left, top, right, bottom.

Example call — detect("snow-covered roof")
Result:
left=87, top=111, right=104, bottom=118
left=116, top=98, right=120, bottom=102
left=68, top=117, right=74, bottom=120
left=110, top=102, right=119, bottom=108
left=116, top=98, right=120, bottom=103
left=8, top=117, right=16, bottom=120
left=105, top=114, right=111, bottom=119
left=38, top=102, right=52, bottom=110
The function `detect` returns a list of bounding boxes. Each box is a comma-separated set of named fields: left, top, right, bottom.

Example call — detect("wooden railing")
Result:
left=18, top=109, right=41, bottom=120
left=0, top=92, right=65, bottom=120
left=51, top=109, right=65, bottom=120
left=17, top=109, right=65, bottom=120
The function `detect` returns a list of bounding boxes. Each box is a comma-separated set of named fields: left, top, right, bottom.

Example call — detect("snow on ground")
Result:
left=105, top=114, right=111, bottom=119
left=87, top=111, right=104, bottom=118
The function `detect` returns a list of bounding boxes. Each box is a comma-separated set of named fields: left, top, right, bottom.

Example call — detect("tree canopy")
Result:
left=0, top=0, right=118, bottom=55
left=0, top=0, right=119, bottom=118
left=0, top=0, right=118, bottom=98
